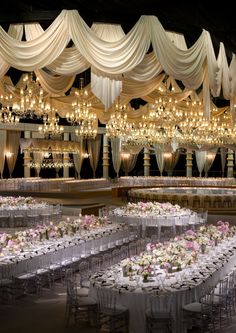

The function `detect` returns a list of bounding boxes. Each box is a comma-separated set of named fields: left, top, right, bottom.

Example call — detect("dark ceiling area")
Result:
left=0, top=1, right=235, bottom=55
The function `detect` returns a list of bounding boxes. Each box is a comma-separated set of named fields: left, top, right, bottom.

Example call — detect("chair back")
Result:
left=149, top=293, right=173, bottom=316
left=97, top=286, right=116, bottom=312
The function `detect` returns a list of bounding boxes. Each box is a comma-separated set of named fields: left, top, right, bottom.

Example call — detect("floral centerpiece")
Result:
left=113, top=201, right=192, bottom=218
left=0, top=215, right=110, bottom=256
left=0, top=196, right=47, bottom=209
left=120, top=220, right=236, bottom=280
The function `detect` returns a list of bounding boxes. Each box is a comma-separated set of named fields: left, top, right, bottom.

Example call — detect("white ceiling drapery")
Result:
left=0, top=9, right=234, bottom=111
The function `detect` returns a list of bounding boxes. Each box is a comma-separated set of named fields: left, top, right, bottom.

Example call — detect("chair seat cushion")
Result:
left=101, top=306, right=128, bottom=316
left=77, top=287, right=89, bottom=297
left=182, top=302, right=201, bottom=312
left=146, top=309, right=171, bottom=319
left=78, top=296, right=97, bottom=306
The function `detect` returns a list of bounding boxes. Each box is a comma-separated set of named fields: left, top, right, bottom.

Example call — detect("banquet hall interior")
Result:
left=1, top=1, right=236, bottom=332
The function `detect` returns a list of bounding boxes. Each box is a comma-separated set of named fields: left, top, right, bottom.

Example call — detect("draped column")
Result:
left=143, top=147, right=150, bottom=177
left=102, top=134, right=109, bottom=179
left=186, top=150, right=193, bottom=177
left=24, top=130, right=31, bottom=178
left=63, top=132, right=69, bottom=178
left=227, top=149, right=234, bottom=178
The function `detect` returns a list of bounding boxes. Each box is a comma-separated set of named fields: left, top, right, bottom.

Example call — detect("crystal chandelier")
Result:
left=66, top=78, right=98, bottom=138
left=38, top=99, right=64, bottom=138
left=106, top=98, right=132, bottom=139
left=29, top=153, right=74, bottom=169
left=75, top=117, right=98, bottom=138
left=12, top=72, right=45, bottom=119
left=0, top=105, right=20, bottom=124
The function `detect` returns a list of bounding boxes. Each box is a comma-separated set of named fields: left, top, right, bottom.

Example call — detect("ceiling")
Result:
left=0, top=1, right=235, bottom=55
left=0, top=1, right=234, bottom=109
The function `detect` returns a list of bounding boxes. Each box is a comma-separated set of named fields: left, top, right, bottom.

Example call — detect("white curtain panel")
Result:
left=220, top=147, right=227, bottom=175
left=195, top=150, right=207, bottom=177
left=163, top=151, right=180, bottom=175
left=154, top=146, right=165, bottom=176
left=110, top=137, right=122, bottom=177
left=6, top=130, right=21, bottom=177
left=121, top=154, right=138, bottom=176
left=204, top=149, right=218, bottom=176
left=87, top=135, right=102, bottom=178
left=33, top=152, right=44, bottom=177
left=71, top=133, right=85, bottom=179
left=90, top=23, right=125, bottom=110
left=0, top=10, right=233, bottom=111
left=0, top=130, right=7, bottom=178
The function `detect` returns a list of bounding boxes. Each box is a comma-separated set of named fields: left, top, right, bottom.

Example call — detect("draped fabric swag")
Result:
left=0, top=10, right=234, bottom=111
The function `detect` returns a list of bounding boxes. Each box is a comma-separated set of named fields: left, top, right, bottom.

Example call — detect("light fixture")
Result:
left=28, top=154, right=74, bottom=169
left=5, top=151, right=13, bottom=158
left=66, top=78, right=98, bottom=138
left=0, top=106, right=20, bottom=124
left=38, top=98, right=64, bottom=138
left=83, top=151, right=89, bottom=159
left=106, top=98, right=132, bottom=139
left=12, top=72, right=45, bottom=119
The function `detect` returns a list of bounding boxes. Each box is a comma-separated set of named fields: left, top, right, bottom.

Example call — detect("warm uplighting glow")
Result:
left=5, top=151, right=13, bottom=158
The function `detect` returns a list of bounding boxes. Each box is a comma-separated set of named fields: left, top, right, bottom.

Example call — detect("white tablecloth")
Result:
left=89, top=236, right=236, bottom=333
left=0, top=224, right=130, bottom=279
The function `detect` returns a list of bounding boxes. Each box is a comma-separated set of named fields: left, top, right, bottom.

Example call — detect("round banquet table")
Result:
left=109, top=207, right=202, bottom=238
left=128, top=187, right=236, bottom=210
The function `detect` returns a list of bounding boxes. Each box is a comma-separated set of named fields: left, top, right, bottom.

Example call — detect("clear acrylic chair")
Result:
left=65, top=277, right=97, bottom=327
left=182, top=285, right=217, bottom=332
left=97, top=286, right=129, bottom=333
left=146, top=293, right=173, bottom=333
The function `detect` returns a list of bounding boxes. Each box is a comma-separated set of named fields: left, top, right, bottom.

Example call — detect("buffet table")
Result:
left=89, top=225, right=236, bottom=333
